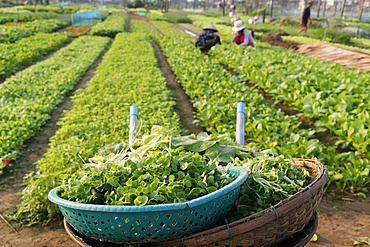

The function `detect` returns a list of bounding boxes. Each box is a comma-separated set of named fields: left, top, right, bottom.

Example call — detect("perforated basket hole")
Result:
left=136, top=220, right=141, bottom=225
left=166, top=215, right=171, bottom=219
left=124, top=217, right=129, bottom=223
left=171, top=220, right=177, bottom=226
left=148, top=221, right=153, bottom=227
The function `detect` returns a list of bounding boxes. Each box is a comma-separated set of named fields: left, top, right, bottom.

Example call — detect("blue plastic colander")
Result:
left=48, top=166, right=248, bottom=244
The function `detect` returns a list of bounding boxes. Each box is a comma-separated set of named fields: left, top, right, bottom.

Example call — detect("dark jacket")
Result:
left=194, top=30, right=221, bottom=52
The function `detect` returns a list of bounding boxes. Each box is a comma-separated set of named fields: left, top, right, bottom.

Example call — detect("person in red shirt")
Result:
left=231, top=20, right=254, bottom=47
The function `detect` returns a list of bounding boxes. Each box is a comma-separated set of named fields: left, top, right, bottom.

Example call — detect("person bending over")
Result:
left=231, top=20, right=254, bottom=47
left=194, top=23, right=221, bottom=53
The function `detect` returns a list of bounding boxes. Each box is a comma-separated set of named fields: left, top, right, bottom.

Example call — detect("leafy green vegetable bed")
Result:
left=11, top=32, right=182, bottom=226
left=0, top=36, right=110, bottom=163
left=0, top=32, right=71, bottom=81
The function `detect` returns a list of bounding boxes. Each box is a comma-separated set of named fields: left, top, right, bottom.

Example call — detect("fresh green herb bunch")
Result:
left=227, top=154, right=311, bottom=222
left=59, top=146, right=234, bottom=206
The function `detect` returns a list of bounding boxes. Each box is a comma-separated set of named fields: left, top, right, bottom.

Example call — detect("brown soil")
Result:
left=0, top=19, right=369, bottom=247
left=260, top=31, right=301, bottom=51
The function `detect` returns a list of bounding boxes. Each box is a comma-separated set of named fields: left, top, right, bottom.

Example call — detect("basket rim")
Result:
left=156, top=158, right=329, bottom=246
left=48, top=166, right=248, bottom=212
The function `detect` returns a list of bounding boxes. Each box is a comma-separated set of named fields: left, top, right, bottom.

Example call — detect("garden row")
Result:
left=0, top=11, right=128, bottom=172
left=0, top=36, right=110, bottom=170
left=11, top=31, right=182, bottom=225
left=177, top=14, right=370, bottom=185
left=0, top=19, right=67, bottom=43
left=188, top=15, right=370, bottom=159
left=213, top=41, right=370, bottom=157
left=147, top=20, right=369, bottom=195
left=0, top=32, right=71, bottom=82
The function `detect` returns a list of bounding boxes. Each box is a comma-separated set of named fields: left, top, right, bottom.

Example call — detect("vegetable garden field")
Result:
left=0, top=6, right=369, bottom=247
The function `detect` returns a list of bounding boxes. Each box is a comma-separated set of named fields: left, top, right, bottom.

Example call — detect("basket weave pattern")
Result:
left=150, top=158, right=328, bottom=247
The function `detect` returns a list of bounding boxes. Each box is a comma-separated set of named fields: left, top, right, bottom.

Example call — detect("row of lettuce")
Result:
left=0, top=19, right=67, bottom=43
left=0, top=32, right=71, bottom=82
left=9, top=32, right=182, bottom=225
left=145, top=20, right=369, bottom=196
left=177, top=15, right=370, bottom=188
left=0, top=12, right=127, bottom=83
left=0, top=13, right=127, bottom=170
left=0, top=11, right=126, bottom=44
left=0, top=36, right=110, bottom=170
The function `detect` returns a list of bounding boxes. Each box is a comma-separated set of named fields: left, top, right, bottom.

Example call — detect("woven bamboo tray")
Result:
left=64, top=212, right=318, bottom=247
left=148, top=158, right=328, bottom=247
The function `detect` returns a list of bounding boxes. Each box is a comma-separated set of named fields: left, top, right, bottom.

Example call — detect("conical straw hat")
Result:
left=203, top=23, right=218, bottom=32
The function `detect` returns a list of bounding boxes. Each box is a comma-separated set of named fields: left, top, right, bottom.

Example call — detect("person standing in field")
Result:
left=231, top=20, right=254, bottom=47
left=194, top=23, right=222, bottom=53
left=298, top=1, right=313, bottom=34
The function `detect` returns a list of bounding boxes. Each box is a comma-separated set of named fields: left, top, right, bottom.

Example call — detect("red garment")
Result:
left=234, top=34, right=245, bottom=45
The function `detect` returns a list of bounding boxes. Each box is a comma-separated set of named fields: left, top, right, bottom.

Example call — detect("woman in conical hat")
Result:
left=202, top=23, right=218, bottom=32
left=194, top=23, right=221, bottom=53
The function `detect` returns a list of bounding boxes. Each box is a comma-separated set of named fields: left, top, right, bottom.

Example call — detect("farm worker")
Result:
left=194, top=23, right=222, bottom=53
left=231, top=20, right=254, bottom=47
left=297, top=1, right=313, bottom=34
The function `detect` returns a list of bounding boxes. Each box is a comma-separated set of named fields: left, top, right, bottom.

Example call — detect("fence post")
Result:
left=129, top=105, right=138, bottom=145
left=236, top=102, right=245, bottom=145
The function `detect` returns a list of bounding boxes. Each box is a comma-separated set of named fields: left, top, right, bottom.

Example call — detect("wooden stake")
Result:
left=0, top=213, right=18, bottom=234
